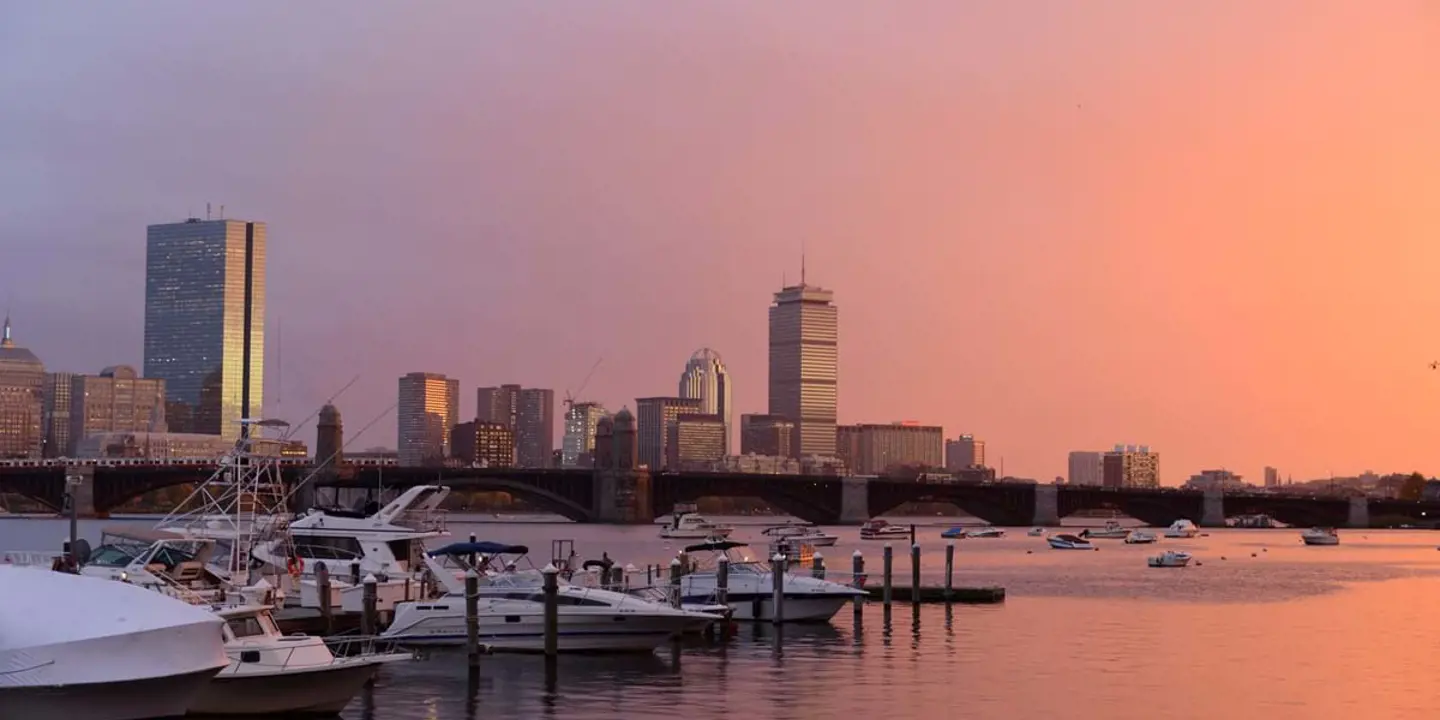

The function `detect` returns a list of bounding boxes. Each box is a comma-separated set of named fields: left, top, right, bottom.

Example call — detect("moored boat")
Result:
left=0, top=566, right=229, bottom=720
left=659, top=504, right=734, bottom=540
left=1124, top=530, right=1158, bottom=544
left=1047, top=534, right=1094, bottom=550
left=859, top=519, right=912, bottom=540
left=676, top=540, right=866, bottom=623
left=967, top=527, right=1005, bottom=538
left=1079, top=521, right=1130, bottom=540
left=940, top=527, right=967, bottom=539
left=1147, top=550, right=1192, bottom=568
left=189, top=604, right=411, bottom=716
left=762, top=523, right=838, bottom=547
left=1300, top=527, right=1339, bottom=546
left=1027, top=528, right=1045, bottom=537
left=1162, top=519, right=1200, bottom=538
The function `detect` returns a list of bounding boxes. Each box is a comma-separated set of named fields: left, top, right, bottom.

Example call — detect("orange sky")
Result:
left=3, top=2, right=1439, bottom=482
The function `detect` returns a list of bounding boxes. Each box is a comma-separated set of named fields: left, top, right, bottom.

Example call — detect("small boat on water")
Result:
left=1027, top=528, right=1045, bottom=537
left=1079, top=521, right=1130, bottom=540
left=860, top=519, right=912, bottom=540
left=384, top=542, right=719, bottom=651
left=659, top=504, right=734, bottom=540
left=940, top=527, right=967, bottom=539
left=190, top=604, right=411, bottom=716
left=1163, top=519, right=1200, bottom=539
left=676, top=540, right=866, bottom=623
left=762, top=523, right=838, bottom=547
left=1047, top=534, right=1094, bottom=550
left=1125, top=530, right=1159, bottom=544
left=0, top=566, right=229, bottom=720
left=967, top=527, right=1005, bottom=538
left=1147, top=550, right=1192, bottom=568
left=1301, top=527, right=1339, bottom=546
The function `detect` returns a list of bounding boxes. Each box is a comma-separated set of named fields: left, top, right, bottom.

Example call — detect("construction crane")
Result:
left=564, top=357, right=604, bottom=410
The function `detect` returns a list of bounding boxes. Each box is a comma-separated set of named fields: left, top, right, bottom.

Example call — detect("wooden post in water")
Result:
left=852, top=550, right=865, bottom=615
left=361, top=574, right=378, bottom=636
left=350, top=561, right=361, bottom=586
left=716, top=555, right=729, bottom=606
left=910, top=543, right=921, bottom=606
left=542, top=564, right=560, bottom=658
left=465, top=569, right=480, bottom=667
left=669, top=558, right=683, bottom=608
left=770, top=553, right=787, bottom=625
left=316, top=562, right=333, bottom=636
left=812, top=552, right=825, bottom=580
left=944, top=543, right=955, bottom=599
left=647, top=564, right=654, bottom=586
left=882, top=544, right=893, bottom=607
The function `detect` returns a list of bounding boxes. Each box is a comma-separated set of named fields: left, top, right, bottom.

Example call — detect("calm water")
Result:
left=6, top=516, right=1440, bottom=719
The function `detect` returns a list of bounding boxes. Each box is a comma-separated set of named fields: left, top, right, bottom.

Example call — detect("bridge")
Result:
left=1, top=461, right=1436, bottom=527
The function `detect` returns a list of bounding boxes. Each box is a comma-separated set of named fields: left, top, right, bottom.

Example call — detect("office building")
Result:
left=678, top=348, right=733, bottom=452
left=42, top=371, right=74, bottom=458
left=74, top=431, right=234, bottom=459
left=562, top=401, right=606, bottom=468
left=476, top=384, right=555, bottom=468
left=69, top=366, right=166, bottom=453
left=740, top=414, right=794, bottom=458
left=944, top=434, right=985, bottom=470
left=1067, top=451, right=1104, bottom=486
left=397, top=372, right=459, bottom=467
left=1264, top=466, right=1280, bottom=488
left=665, top=413, right=727, bottom=470
left=1102, top=445, right=1160, bottom=488
left=768, top=279, right=838, bottom=457
left=0, top=316, right=44, bottom=458
left=835, top=422, right=943, bottom=475
left=636, top=396, right=701, bottom=470
left=144, top=218, right=265, bottom=439
left=1185, top=469, right=1245, bottom=492
left=452, top=420, right=516, bottom=467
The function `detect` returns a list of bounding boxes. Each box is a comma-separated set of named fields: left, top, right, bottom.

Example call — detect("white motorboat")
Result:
left=658, top=504, right=733, bottom=540
left=0, top=565, right=229, bottom=720
left=1079, top=521, right=1130, bottom=540
left=384, top=542, right=719, bottom=652
left=255, top=485, right=451, bottom=615
left=1301, top=527, right=1340, bottom=546
left=1163, top=519, right=1200, bottom=538
left=189, top=604, right=411, bottom=716
left=762, top=523, right=838, bottom=547
left=1147, top=550, right=1192, bottom=568
left=1027, top=528, right=1045, bottom=537
left=1124, top=530, right=1159, bottom=544
left=966, top=527, right=1006, bottom=539
left=1047, top=534, right=1094, bottom=550
left=859, top=519, right=912, bottom=540
left=676, top=540, right=866, bottom=622
left=74, top=526, right=233, bottom=602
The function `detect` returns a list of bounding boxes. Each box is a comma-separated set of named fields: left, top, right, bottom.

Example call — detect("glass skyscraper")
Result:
left=144, top=219, right=266, bottom=440
left=768, top=282, right=838, bottom=458
left=678, top=348, right=733, bottom=453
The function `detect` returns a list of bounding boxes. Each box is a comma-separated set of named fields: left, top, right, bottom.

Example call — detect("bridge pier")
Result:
left=1348, top=497, right=1369, bottom=528
left=839, top=476, right=870, bottom=524
left=1032, top=484, right=1060, bottom=526
left=593, top=470, right=653, bottom=524
left=1201, top=490, right=1225, bottom=527
left=69, top=466, right=97, bottom=519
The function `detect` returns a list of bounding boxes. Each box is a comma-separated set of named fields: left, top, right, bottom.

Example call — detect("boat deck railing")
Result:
left=214, top=636, right=412, bottom=675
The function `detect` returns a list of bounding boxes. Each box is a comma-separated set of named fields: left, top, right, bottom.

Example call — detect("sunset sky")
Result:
left=2, top=2, right=1438, bottom=483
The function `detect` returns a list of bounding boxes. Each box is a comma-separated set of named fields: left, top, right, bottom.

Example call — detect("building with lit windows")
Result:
left=144, top=218, right=265, bottom=440
left=768, top=281, right=837, bottom=457
left=397, top=372, right=459, bottom=467
left=678, top=349, right=733, bottom=452
left=562, top=401, right=606, bottom=468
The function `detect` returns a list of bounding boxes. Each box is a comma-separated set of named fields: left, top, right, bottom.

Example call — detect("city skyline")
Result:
left=4, top=4, right=1439, bottom=482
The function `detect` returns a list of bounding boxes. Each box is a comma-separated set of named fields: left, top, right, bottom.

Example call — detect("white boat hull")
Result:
left=384, top=608, right=705, bottom=652
left=1302, top=536, right=1339, bottom=546
left=190, top=661, right=383, bottom=716
left=711, top=594, right=855, bottom=623
left=660, top=528, right=733, bottom=540
left=0, top=667, right=221, bottom=720
left=1082, top=531, right=1129, bottom=540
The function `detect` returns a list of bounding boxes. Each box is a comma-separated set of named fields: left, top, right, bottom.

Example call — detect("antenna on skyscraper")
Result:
left=206, top=202, right=212, bottom=220
left=801, top=241, right=806, bottom=285
left=219, top=205, right=225, bottom=220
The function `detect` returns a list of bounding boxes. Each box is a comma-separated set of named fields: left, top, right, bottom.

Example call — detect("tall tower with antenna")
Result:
left=768, top=258, right=838, bottom=459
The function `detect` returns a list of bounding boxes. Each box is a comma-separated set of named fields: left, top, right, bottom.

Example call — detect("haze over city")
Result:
left=3, top=2, right=1439, bottom=481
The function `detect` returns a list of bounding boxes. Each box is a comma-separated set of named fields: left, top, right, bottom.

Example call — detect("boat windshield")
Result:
left=87, top=544, right=142, bottom=568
